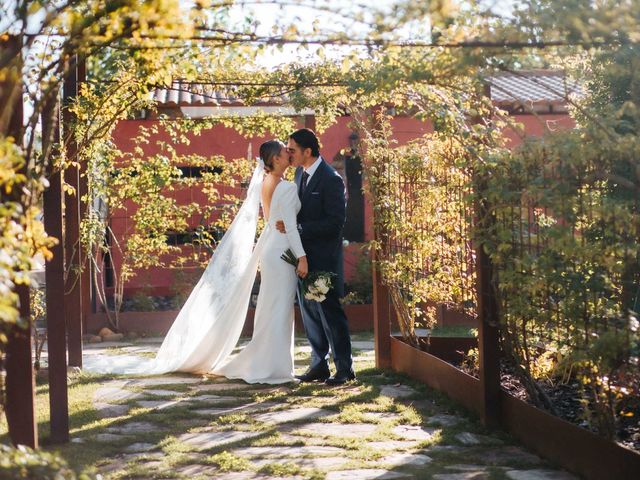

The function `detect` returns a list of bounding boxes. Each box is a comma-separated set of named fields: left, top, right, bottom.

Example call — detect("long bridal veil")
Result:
left=85, top=160, right=266, bottom=375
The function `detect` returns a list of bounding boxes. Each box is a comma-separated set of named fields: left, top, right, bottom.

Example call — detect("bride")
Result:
left=86, top=140, right=308, bottom=384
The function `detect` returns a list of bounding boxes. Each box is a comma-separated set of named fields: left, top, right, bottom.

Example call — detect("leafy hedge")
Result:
left=0, top=444, right=86, bottom=480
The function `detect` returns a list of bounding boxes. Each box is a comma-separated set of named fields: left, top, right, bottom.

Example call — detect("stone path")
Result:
left=70, top=335, right=581, bottom=479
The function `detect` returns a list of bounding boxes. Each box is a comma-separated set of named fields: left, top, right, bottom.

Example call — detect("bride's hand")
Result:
left=296, top=256, right=308, bottom=278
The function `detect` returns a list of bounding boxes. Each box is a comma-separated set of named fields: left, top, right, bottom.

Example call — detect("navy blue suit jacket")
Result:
left=295, top=159, right=346, bottom=296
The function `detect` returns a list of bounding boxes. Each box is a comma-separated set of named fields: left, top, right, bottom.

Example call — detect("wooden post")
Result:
left=362, top=105, right=393, bottom=369
left=42, top=95, right=70, bottom=443
left=473, top=86, right=501, bottom=426
left=5, top=288, right=37, bottom=448
left=372, top=249, right=392, bottom=369
left=475, top=203, right=501, bottom=427
left=467, top=84, right=501, bottom=428
left=1, top=34, right=38, bottom=449
left=63, top=54, right=83, bottom=367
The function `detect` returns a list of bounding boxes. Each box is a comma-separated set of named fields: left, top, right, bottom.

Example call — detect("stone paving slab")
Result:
left=376, top=452, right=433, bottom=466
left=178, top=431, right=263, bottom=450
left=191, top=382, right=254, bottom=392
left=367, top=440, right=422, bottom=450
left=125, top=376, right=203, bottom=387
left=427, top=445, right=469, bottom=454
left=455, top=432, right=503, bottom=446
left=428, top=414, right=463, bottom=426
left=185, top=394, right=244, bottom=404
left=392, top=424, right=439, bottom=441
left=506, top=470, right=579, bottom=480
left=325, top=469, right=412, bottom=480
left=210, top=473, right=303, bottom=480
left=254, top=407, right=332, bottom=424
left=93, top=402, right=131, bottom=418
left=478, top=446, right=543, bottom=466
left=176, top=464, right=218, bottom=475
left=123, top=442, right=158, bottom=453
left=193, top=401, right=278, bottom=416
left=445, top=465, right=491, bottom=472
left=251, top=455, right=350, bottom=469
left=144, top=388, right=183, bottom=397
left=94, top=386, right=143, bottom=403
left=94, top=433, right=128, bottom=442
left=291, top=422, right=379, bottom=438
left=136, top=399, right=186, bottom=410
left=379, top=384, right=418, bottom=399
left=433, top=473, right=490, bottom=480
left=233, top=445, right=345, bottom=458
left=106, top=422, right=160, bottom=434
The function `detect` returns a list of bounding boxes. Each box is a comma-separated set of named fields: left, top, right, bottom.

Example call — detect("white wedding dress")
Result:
left=213, top=181, right=304, bottom=383
left=84, top=161, right=305, bottom=384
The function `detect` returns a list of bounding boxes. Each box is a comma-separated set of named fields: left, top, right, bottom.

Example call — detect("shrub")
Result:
left=0, top=444, right=85, bottom=479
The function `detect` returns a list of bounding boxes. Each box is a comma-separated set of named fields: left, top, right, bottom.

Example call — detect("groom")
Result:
left=276, top=128, right=355, bottom=385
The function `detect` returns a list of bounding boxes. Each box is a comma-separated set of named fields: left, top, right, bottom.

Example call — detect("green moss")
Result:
left=207, top=451, right=252, bottom=471
left=258, top=461, right=302, bottom=476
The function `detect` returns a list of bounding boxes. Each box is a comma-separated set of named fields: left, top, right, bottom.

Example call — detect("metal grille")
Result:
left=373, top=140, right=477, bottom=340
left=489, top=157, right=640, bottom=369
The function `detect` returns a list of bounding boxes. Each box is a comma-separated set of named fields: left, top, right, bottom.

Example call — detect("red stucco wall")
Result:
left=108, top=111, right=575, bottom=300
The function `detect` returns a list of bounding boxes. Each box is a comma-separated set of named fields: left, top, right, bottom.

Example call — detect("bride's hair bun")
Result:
left=259, top=140, right=285, bottom=173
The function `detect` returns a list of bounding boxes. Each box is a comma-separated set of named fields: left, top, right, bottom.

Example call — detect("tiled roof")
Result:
left=151, top=81, right=283, bottom=107
left=152, top=70, right=582, bottom=111
left=487, top=70, right=583, bottom=108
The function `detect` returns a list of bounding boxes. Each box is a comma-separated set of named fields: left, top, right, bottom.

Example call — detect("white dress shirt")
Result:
left=303, top=156, right=323, bottom=181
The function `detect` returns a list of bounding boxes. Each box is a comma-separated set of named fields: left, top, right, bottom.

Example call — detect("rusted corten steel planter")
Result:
left=390, top=336, right=640, bottom=480
left=390, top=336, right=482, bottom=413
left=421, top=336, right=477, bottom=364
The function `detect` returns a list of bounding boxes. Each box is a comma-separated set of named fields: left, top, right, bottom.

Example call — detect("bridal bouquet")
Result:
left=281, top=249, right=336, bottom=302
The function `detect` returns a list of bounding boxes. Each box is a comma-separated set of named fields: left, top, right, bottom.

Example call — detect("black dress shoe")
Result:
left=324, top=370, right=356, bottom=386
left=295, top=367, right=330, bottom=382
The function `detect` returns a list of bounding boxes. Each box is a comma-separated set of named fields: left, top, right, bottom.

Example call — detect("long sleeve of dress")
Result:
left=279, top=183, right=306, bottom=258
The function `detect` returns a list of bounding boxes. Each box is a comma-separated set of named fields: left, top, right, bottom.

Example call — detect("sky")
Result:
left=223, top=0, right=517, bottom=68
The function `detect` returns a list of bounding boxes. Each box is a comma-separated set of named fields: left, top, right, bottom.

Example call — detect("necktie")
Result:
left=299, top=171, right=309, bottom=199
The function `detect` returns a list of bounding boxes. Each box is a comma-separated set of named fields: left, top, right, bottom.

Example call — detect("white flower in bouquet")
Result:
left=305, top=291, right=324, bottom=302
left=281, top=248, right=336, bottom=303
left=304, top=274, right=333, bottom=302
left=315, top=277, right=330, bottom=295
left=304, top=284, right=322, bottom=301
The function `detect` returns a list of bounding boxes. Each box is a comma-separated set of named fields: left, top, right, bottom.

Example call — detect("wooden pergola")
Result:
left=1, top=27, right=518, bottom=448
left=2, top=35, right=89, bottom=447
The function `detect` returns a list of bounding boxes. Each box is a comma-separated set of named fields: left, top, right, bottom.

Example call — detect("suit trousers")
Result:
left=299, top=286, right=353, bottom=374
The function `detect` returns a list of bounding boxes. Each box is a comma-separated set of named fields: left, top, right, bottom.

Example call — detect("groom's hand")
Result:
left=275, top=220, right=286, bottom=233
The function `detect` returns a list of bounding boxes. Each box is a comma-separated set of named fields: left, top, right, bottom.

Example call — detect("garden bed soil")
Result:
left=498, top=363, right=640, bottom=452
left=441, top=348, right=640, bottom=452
